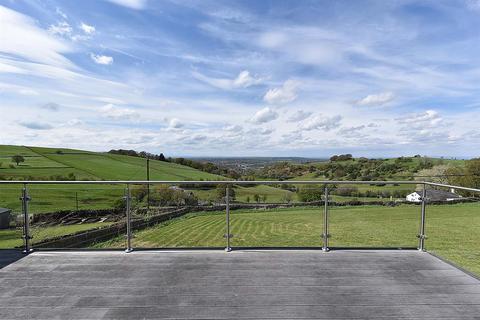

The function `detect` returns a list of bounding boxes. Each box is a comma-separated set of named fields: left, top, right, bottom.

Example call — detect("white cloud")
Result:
left=80, top=22, right=95, bottom=34
left=250, top=107, right=278, bottom=124
left=100, top=104, right=139, bottom=120
left=300, top=115, right=342, bottom=131
left=395, top=110, right=442, bottom=125
left=193, top=70, right=262, bottom=90
left=105, top=0, right=147, bottom=9
left=233, top=70, right=262, bottom=87
left=0, top=6, right=73, bottom=67
left=287, top=110, right=313, bottom=122
left=264, top=79, right=299, bottom=104
left=356, top=92, right=394, bottom=106
left=90, top=54, right=113, bottom=65
left=48, top=21, right=72, bottom=36
left=169, top=118, right=184, bottom=129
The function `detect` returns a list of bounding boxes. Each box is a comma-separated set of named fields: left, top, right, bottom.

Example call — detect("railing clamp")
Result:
left=19, top=196, right=31, bottom=201
left=416, top=234, right=427, bottom=240
left=321, top=233, right=331, bottom=239
left=223, top=233, right=234, bottom=239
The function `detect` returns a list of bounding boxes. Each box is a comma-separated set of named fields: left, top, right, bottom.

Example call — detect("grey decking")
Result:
left=0, top=250, right=479, bottom=319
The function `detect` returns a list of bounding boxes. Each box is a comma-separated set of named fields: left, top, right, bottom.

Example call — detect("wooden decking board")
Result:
left=0, top=250, right=479, bottom=319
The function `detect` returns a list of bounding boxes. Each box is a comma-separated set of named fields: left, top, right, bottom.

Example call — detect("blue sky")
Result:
left=1, top=0, right=480, bottom=158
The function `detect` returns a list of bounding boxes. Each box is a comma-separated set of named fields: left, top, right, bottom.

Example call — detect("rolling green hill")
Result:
left=0, top=145, right=223, bottom=213
left=0, top=145, right=222, bottom=181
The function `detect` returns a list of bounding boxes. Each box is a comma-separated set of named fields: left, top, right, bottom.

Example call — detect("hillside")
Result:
left=253, top=156, right=463, bottom=181
left=0, top=145, right=222, bottom=181
left=0, top=145, right=224, bottom=213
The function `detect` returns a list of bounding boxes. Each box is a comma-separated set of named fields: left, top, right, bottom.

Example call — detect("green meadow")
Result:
left=0, top=145, right=223, bottom=213
left=94, top=203, right=480, bottom=276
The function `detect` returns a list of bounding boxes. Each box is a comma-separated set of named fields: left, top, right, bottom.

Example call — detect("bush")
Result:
left=297, top=186, right=324, bottom=202
left=150, top=185, right=198, bottom=206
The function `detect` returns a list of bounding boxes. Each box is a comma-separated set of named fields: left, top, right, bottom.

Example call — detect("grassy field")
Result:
left=0, top=222, right=111, bottom=249
left=0, top=145, right=223, bottom=213
left=95, top=203, right=480, bottom=276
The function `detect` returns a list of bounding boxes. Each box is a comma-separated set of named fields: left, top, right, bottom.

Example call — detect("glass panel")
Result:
left=329, top=183, right=420, bottom=248
left=28, top=184, right=125, bottom=249
left=231, top=183, right=323, bottom=248
left=425, top=187, right=480, bottom=277
left=128, top=182, right=225, bottom=249
left=0, top=185, right=23, bottom=249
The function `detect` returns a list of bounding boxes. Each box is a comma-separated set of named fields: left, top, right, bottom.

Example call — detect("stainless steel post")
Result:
left=21, top=185, right=31, bottom=254
left=225, top=185, right=232, bottom=252
left=322, top=185, right=329, bottom=252
left=125, top=184, right=133, bottom=253
left=418, top=183, right=427, bottom=251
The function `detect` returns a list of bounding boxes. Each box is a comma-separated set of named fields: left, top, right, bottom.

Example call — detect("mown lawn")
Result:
left=95, top=203, right=480, bottom=276
left=0, top=222, right=111, bottom=249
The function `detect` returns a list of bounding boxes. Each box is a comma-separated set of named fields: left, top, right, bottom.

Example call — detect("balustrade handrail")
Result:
left=3, top=180, right=478, bottom=254
left=1, top=180, right=479, bottom=193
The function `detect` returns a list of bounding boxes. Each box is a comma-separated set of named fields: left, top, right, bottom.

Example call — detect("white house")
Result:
left=406, top=189, right=462, bottom=203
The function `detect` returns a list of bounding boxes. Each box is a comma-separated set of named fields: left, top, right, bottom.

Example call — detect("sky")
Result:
left=1, top=0, right=480, bottom=158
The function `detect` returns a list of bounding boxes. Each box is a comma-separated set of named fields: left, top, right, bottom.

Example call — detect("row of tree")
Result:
left=108, top=149, right=167, bottom=161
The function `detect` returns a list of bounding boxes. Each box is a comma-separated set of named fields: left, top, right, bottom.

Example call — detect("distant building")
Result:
left=0, top=208, right=12, bottom=229
left=406, top=189, right=462, bottom=203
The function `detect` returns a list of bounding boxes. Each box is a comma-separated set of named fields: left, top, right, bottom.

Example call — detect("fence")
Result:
left=1, top=180, right=478, bottom=255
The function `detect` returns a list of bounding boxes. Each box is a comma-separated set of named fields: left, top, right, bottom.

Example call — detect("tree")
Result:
left=159, top=153, right=166, bottom=161
left=215, top=184, right=236, bottom=202
left=11, top=155, right=25, bottom=166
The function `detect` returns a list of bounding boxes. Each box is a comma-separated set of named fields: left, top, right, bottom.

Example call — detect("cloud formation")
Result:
left=169, top=118, right=184, bottom=129
left=250, top=107, right=278, bottom=124
left=264, top=80, right=299, bottom=104
left=80, top=22, right=95, bottom=34
left=0, top=6, right=73, bottom=67
left=90, top=54, right=113, bottom=65
left=193, top=70, right=262, bottom=90
left=357, top=92, right=394, bottom=106
left=300, top=115, right=342, bottom=131
left=105, top=0, right=147, bottom=10
left=100, top=104, right=138, bottom=120
left=287, top=110, right=313, bottom=122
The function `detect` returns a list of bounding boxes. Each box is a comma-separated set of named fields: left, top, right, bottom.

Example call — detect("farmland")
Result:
left=94, top=202, right=480, bottom=276
left=0, top=145, right=223, bottom=213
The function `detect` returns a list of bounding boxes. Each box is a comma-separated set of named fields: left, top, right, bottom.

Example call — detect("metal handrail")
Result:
left=0, top=180, right=419, bottom=185
left=3, top=180, right=478, bottom=253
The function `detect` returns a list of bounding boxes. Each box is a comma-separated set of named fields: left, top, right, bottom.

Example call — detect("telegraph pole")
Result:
left=75, top=192, right=79, bottom=211
left=146, top=157, right=150, bottom=210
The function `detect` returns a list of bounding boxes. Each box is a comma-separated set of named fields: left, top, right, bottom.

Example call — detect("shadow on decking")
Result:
left=0, top=250, right=26, bottom=269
